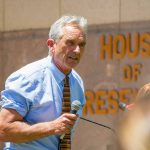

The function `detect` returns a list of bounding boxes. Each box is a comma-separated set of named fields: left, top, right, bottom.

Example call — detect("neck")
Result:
left=52, top=58, right=71, bottom=75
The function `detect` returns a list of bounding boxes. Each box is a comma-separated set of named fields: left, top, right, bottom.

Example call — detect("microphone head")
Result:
left=119, top=102, right=127, bottom=110
left=71, top=100, right=82, bottom=111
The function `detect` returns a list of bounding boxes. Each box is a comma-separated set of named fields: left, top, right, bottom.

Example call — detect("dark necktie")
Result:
left=59, top=76, right=71, bottom=150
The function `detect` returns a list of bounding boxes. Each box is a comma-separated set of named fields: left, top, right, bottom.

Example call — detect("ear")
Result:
left=47, top=39, right=55, bottom=48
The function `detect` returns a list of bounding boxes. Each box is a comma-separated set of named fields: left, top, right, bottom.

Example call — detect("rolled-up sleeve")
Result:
left=0, top=73, right=32, bottom=117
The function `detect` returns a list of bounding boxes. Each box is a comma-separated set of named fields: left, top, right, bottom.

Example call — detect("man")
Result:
left=0, top=15, right=87, bottom=150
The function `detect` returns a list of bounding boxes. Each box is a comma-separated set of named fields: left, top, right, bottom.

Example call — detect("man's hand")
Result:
left=51, top=113, right=78, bottom=135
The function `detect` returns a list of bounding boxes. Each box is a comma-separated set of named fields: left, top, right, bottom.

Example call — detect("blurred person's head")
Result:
left=136, top=83, right=150, bottom=103
left=118, top=83, right=150, bottom=150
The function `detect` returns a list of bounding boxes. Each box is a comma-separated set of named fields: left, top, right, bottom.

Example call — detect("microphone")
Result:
left=119, top=102, right=134, bottom=111
left=60, top=100, right=81, bottom=139
left=70, top=100, right=82, bottom=114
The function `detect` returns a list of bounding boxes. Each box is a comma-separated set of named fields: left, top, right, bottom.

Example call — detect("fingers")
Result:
left=61, top=113, right=78, bottom=129
left=61, top=113, right=78, bottom=133
left=54, top=122, right=71, bottom=135
left=52, top=113, right=78, bottom=135
left=62, top=113, right=78, bottom=121
left=61, top=117, right=74, bottom=127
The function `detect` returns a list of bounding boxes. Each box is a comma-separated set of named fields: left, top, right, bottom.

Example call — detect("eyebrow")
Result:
left=66, top=39, right=86, bottom=45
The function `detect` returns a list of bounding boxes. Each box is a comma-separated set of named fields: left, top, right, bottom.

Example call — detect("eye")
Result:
left=66, top=40, right=75, bottom=46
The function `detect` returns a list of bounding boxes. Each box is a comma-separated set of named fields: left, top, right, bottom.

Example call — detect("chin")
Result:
left=65, top=60, right=79, bottom=69
left=69, top=63, right=79, bottom=68
left=65, top=65, right=75, bottom=71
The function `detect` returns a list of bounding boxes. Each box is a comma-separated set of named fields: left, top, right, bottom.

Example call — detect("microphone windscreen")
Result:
left=119, top=102, right=127, bottom=110
left=71, top=100, right=81, bottom=111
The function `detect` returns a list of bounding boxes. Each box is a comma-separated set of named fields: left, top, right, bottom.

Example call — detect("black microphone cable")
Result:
left=80, top=117, right=116, bottom=134
left=70, top=100, right=116, bottom=134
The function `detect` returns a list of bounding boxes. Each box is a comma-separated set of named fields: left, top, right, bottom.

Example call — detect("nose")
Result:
left=74, top=45, right=80, bottom=53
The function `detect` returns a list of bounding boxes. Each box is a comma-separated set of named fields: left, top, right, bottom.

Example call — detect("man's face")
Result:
left=52, top=25, right=86, bottom=74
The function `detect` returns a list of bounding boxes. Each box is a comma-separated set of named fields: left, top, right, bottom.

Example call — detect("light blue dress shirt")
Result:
left=0, top=56, right=86, bottom=150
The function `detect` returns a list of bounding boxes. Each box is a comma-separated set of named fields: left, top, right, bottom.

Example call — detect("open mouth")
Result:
left=68, top=56, right=78, bottom=61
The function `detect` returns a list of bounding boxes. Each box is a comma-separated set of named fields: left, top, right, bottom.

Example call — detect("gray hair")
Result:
left=49, top=15, right=88, bottom=41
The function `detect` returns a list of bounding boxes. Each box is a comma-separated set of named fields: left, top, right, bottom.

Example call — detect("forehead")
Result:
left=62, top=25, right=86, bottom=41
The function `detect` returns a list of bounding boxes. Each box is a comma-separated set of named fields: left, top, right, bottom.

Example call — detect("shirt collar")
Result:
left=46, top=55, right=72, bottom=84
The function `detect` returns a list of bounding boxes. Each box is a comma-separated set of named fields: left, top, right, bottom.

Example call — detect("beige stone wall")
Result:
left=3, top=0, right=60, bottom=31
left=0, top=0, right=150, bottom=31
left=0, top=0, right=4, bottom=31
left=121, top=0, right=150, bottom=22
left=61, top=0, right=120, bottom=25
left=0, top=33, right=3, bottom=92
